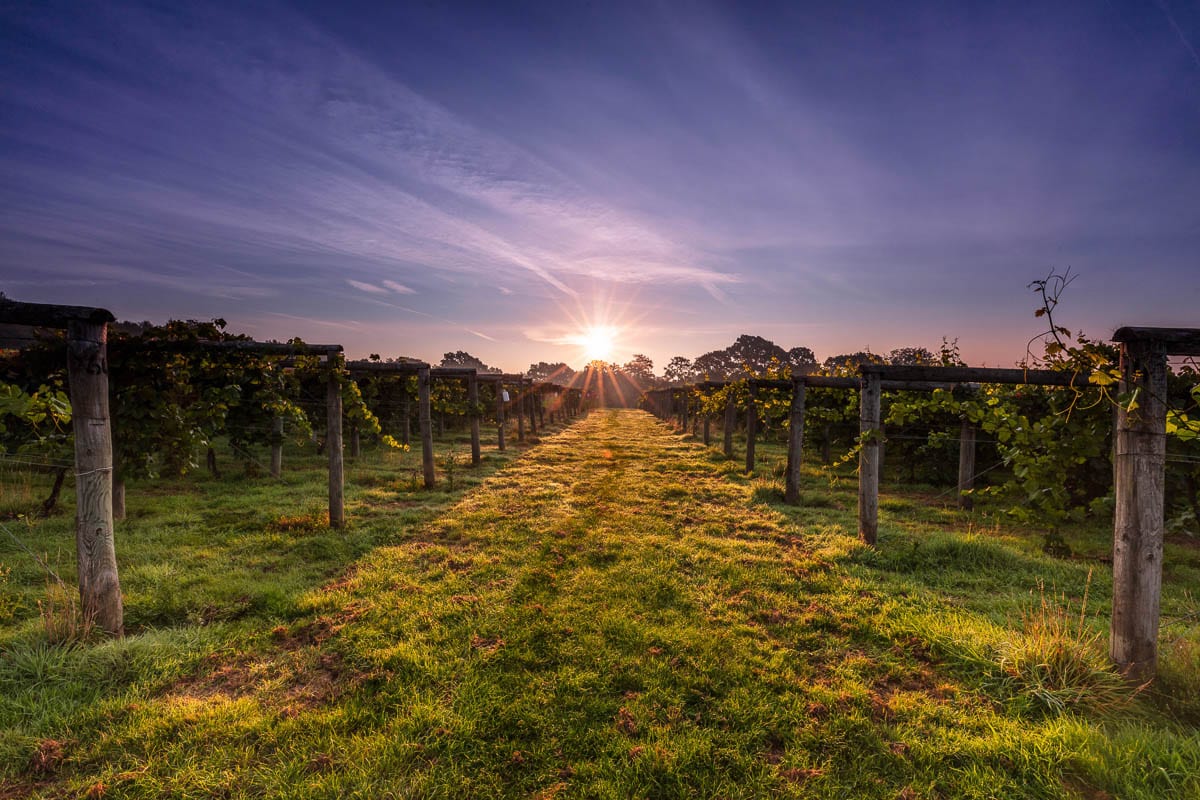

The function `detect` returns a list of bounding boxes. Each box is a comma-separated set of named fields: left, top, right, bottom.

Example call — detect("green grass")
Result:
left=1, top=410, right=1198, bottom=798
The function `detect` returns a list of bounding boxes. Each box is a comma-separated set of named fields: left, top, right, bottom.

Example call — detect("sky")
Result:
left=1, top=0, right=1198, bottom=373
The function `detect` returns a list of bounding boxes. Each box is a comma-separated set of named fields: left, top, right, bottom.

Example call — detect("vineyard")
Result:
left=1, top=297, right=1199, bottom=798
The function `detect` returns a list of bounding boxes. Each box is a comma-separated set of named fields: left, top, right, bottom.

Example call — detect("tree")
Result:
left=663, top=356, right=696, bottom=386
left=527, top=362, right=576, bottom=385
left=787, top=346, right=818, bottom=374
left=822, top=351, right=885, bottom=374
left=726, top=334, right=789, bottom=376
left=887, top=346, right=935, bottom=366
left=441, top=351, right=498, bottom=372
left=622, top=354, right=655, bottom=388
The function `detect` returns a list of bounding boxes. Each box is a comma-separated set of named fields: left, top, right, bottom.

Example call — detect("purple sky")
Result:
left=2, top=1, right=1198, bottom=372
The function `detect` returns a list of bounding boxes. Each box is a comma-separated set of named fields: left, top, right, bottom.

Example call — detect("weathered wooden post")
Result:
left=517, top=383, right=526, bottom=442
left=538, top=390, right=545, bottom=428
left=350, top=424, right=361, bottom=459
left=723, top=391, right=736, bottom=458
left=402, top=395, right=411, bottom=446
left=859, top=369, right=881, bottom=545
left=418, top=365, right=435, bottom=489
left=1110, top=335, right=1168, bottom=681
left=270, top=417, right=284, bottom=478
left=67, top=313, right=124, bottom=636
left=527, top=381, right=538, bottom=435
left=745, top=383, right=757, bottom=473
left=957, top=419, right=976, bottom=510
left=468, top=373, right=481, bottom=466
left=703, top=412, right=711, bottom=445
left=785, top=377, right=807, bottom=505
left=496, top=382, right=507, bottom=451
left=326, top=356, right=345, bottom=529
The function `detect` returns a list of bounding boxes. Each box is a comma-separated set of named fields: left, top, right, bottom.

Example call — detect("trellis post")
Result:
left=957, top=419, right=976, bottom=510
left=66, top=315, right=124, bottom=636
left=1110, top=336, right=1168, bottom=681
left=859, top=369, right=882, bottom=545
left=785, top=377, right=807, bottom=505
left=745, top=383, right=757, bottom=473
left=468, top=374, right=481, bottom=466
left=418, top=365, right=435, bottom=489
left=326, top=356, right=345, bottom=528
left=270, top=417, right=284, bottom=478
left=496, top=381, right=507, bottom=451
left=723, top=391, right=736, bottom=458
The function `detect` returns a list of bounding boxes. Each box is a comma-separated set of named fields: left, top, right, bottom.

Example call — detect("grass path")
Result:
left=6, top=409, right=1200, bottom=798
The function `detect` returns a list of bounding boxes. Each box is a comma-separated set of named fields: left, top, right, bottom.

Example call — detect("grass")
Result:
left=0, top=409, right=1198, bottom=798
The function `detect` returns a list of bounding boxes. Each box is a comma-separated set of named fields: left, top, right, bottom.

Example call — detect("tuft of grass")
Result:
left=996, top=571, right=1136, bottom=717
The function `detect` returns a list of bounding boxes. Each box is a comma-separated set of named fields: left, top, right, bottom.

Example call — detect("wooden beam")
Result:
left=1, top=298, right=113, bottom=327
left=859, top=372, right=881, bottom=546
left=1113, top=326, right=1200, bottom=356
left=1111, top=339, right=1169, bottom=681
left=785, top=379, right=807, bottom=505
left=862, top=364, right=1086, bottom=387
left=66, top=318, right=123, bottom=636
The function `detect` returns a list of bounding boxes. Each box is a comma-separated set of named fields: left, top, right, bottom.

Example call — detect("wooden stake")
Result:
left=957, top=419, right=976, bottom=510
left=418, top=365, right=435, bottom=489
left=496, top=384, right=507, bottom=451
left=745, top=383, right=757, bottom=473
left=66, top=319, right=123, bottom=636
left=703, top=415, right=711, bottom=445
left=270, top=417, right=283, bottom=478
left=326, top=365, right=345, bottom=528
left=785, top=378, right=807, bottom=505
left=468, top=374, right=481, bottom=466
left=723, top=392, right=736, bottom=458
left=859, top=372, right=881, bottom=545
left=517, top=386, right=526, bottom=442
left=1111, top=339, right=1168, bottom=681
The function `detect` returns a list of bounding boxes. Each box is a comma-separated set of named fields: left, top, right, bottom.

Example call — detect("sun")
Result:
left=577, top=325, right=618, bottom=362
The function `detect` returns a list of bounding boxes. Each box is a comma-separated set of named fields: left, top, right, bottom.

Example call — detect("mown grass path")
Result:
left=10, top=410, right=1200, bottom=798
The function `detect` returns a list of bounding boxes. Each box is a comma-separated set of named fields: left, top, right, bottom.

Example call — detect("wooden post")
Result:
left=878, top=424, right=886, bottom=484
left=859, top=371, right=881, bottom=546
left=745, top=384, right=757, bottom=473
left=957, top=419, right=976, bottom=510
left=270, top=417, right=283, bottom=478
left=517, top=385, right=526, bottom=442
left=418, top=366, right=435, bottom=489
left=496, top=383, right=507, bottom=451
left=66, top=318, right=123, bottom=636
left=350, top=424, right=361, bottom=459
left=528, top=382, right=537, bottom=435
left=681, top=390, right=689, bottom=431
left=402, top=396, right=411, bottom=446
left=703, top=414, right=711, bottom=446
left=538, top=392, right=545, bottom=428
left=785, top=378, right=807, bottom=505
left=723, top=391, right=736, bottom=458
left=326, top=364, right=345, bottom=529
left=1111, top=339, right=1168, bottom=681
left=468, top=375, right=481, bottom=466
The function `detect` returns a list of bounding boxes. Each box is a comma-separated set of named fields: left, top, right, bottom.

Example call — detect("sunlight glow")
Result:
left=576, top=325, right=618, bottom=362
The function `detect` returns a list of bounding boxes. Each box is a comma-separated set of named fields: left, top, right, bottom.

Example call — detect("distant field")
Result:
left=2, top=409, right=1198, bottom=798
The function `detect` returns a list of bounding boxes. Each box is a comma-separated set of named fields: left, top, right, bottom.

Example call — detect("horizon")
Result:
left=2, top=1, right=1197, bottom=373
